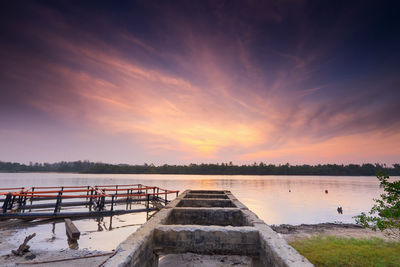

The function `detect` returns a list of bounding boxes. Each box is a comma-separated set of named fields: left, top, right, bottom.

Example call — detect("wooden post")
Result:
left=65, top=218, right=80, bottom=240
left=30, top=187, right=34, bottom=206
left=9, top=195, right=16, bottom=210
left=86, top=186, right=90, bottom=205
left=23, top=194, right=27, bottom=213
left=54, top=191, right=62, bottom=214
left=100, top=195, right=105, bottom=211
left=126, top=189, right=129, bottom=210
left=129, top=189, right=132, bottom=209
left=89, top=189, right=94, bottom=211
left=111, top=195, right=114, bottom=211
left=17, top=192, right=24, bottom=210
left=2, top=193, right=11, bottom=213
left=146, top=194, right=150, bottom=211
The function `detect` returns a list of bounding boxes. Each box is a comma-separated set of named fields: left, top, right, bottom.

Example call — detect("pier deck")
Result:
left=0, top=184, right=179, bottom=219
left=103, top=190, right=313, bottom=267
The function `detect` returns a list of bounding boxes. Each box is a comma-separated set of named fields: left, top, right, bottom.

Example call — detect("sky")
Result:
left=0, top=0, right=399, bottom=165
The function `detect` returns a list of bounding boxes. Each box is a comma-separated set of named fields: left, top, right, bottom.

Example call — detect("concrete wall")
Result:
left=164, top=208, right=250, bottom=226
left=103, top=190, right=313, bottom=267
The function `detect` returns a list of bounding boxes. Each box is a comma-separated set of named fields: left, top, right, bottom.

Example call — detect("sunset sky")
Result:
left=1, top=1, right=399, bottom=165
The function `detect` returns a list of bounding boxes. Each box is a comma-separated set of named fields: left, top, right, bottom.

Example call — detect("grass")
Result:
left=289, top=236, right=400, bottom=267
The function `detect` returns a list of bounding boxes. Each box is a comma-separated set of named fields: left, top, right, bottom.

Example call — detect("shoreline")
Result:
left=1, top=222, right=398, bottom=266
left=271, top=223, right=399, bottom=243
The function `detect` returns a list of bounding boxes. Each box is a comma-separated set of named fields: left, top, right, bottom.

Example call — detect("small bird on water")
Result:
left=337, top=206, right=343, bottom=214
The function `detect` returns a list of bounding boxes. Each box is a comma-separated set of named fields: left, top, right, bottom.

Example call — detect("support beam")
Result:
left=65, top=218, right=80, bottom=240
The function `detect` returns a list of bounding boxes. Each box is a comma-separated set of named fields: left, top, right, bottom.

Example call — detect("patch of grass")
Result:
left=290, top=236, right=400, bottom=267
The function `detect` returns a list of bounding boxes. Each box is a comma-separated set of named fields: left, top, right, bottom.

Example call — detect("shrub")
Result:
left=354, top=173, right=400, bottom=238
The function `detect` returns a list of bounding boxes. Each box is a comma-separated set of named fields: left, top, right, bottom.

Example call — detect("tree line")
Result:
left=0, top=161, right=399, bottom=176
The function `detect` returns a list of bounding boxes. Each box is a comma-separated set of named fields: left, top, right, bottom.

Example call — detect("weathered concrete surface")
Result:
left=154, top=225, right=259, bottom=255
left=184, top=194, right=229, bottom=199
left=164, top=208, right=250, bottom=226
left=187, top=190, right=226, bottom=194
left=159, top=253, right=255, bottom=267
left=176, top=199, right=236, bottom=207
left=103, top=190, right=313, bottom=267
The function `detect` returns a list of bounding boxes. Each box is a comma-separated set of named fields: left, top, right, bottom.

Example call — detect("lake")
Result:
left=0, top=173, right=385, bottom=252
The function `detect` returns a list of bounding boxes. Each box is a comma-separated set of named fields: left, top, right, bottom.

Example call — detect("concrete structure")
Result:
left=103, top=190, right=313, bottom=267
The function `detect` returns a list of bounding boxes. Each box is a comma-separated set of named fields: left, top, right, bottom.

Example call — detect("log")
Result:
left=65, top=218, right=80, bottom=240
left=16, top=252, right=114, bottom=265
left=12, top=233, right=36, bottom=256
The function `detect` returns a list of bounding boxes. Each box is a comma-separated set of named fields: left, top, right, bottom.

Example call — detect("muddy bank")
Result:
left=0, top=210, right=150, bottom=266
left=0, top=219, right=115, bottom=266
left=1, top=248, right=112, bottom=267
left=271, top=223, right=398, bottom=242
left=0, top=225, right=112, bottom=266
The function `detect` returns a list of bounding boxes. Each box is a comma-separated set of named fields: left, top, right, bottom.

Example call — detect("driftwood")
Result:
left=12, top=233, right=36, bottom=256
left=16, top=252, right=114, bottom=265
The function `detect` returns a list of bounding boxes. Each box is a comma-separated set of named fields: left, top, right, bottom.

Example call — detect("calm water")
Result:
left=0, top=173, right=386, bottom=253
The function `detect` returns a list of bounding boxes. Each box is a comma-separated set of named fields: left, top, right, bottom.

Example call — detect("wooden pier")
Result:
left=0, top=184, right=179, bottom=220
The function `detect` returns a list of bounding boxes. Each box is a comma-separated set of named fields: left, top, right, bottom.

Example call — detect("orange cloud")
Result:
left=4, top=7, right=399, bottom=164
left=241, top=132, right=400, bottom=164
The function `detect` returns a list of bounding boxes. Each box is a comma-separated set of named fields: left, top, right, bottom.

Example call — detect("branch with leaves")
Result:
left=354, top=173, right=400, bottom=239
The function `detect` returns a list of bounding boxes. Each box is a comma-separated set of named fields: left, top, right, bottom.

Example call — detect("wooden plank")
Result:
left=17, top=197, right=149, bottom=210
left=0, top=207, right=157, bottom=219
left=16, top=252, right=114, bottom=264
left=65, top=218, right=80, bottom=240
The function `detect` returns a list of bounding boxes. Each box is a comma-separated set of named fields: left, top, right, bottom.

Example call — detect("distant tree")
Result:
left=354, top=173, right=400, bottom=239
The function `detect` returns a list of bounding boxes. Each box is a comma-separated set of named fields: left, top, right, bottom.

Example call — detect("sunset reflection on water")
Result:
left=0, top=173, right=382, bottom=225
left=0, top=173, right=386, bottom=252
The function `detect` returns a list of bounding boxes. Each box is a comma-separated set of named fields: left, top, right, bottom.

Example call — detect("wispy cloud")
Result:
left=0, top=1, right=399, bottom=164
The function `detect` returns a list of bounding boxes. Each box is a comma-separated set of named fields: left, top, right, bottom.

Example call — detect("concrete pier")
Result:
left=103, top=190, right=313, bottom=267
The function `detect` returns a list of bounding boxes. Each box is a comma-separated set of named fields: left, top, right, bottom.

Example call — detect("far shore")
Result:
left=1, top=161, right=399, bottom=176
left=0, top=171, right=390, bottom=176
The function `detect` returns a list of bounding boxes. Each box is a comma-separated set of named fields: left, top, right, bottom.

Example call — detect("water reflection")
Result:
left=0, top=173, right=389, bottom=252
left=0, top=173, right=384, bottom=225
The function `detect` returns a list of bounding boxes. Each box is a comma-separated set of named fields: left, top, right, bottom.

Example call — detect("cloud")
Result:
left=0, top=1, right=399, bottom=164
